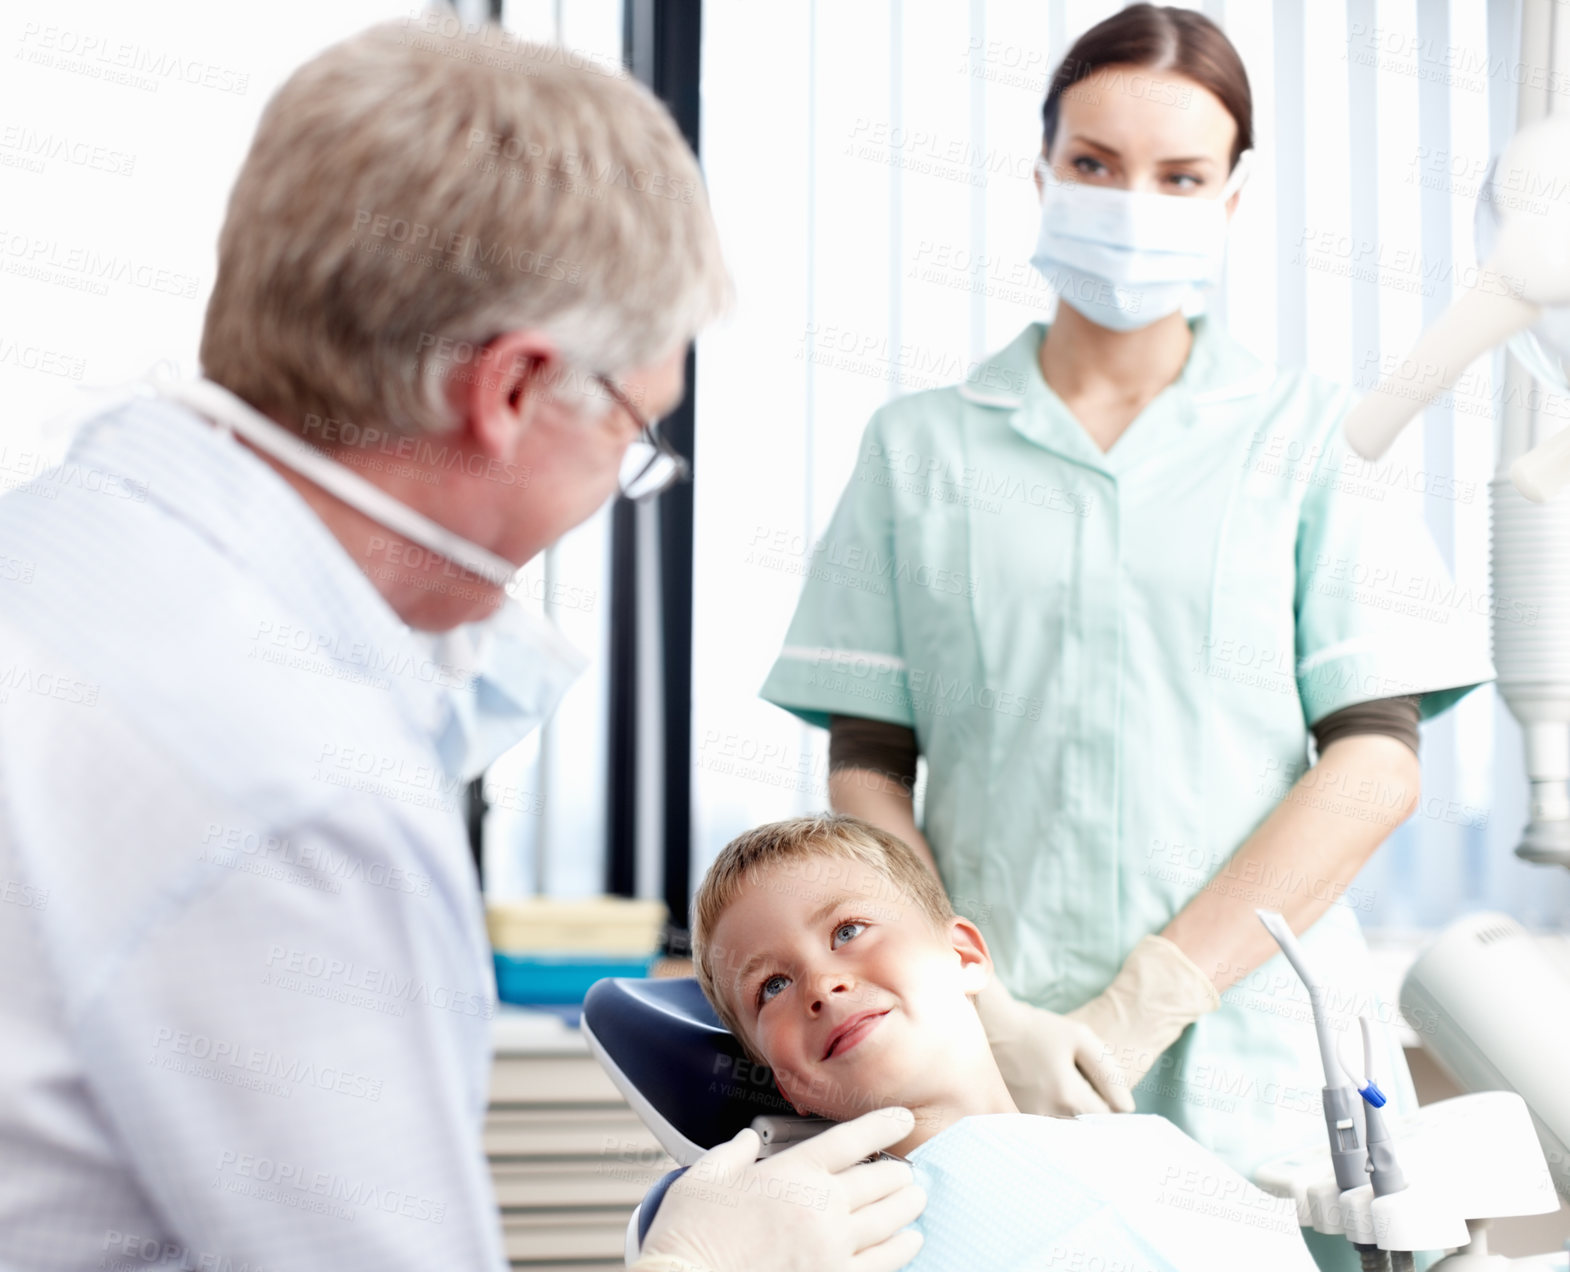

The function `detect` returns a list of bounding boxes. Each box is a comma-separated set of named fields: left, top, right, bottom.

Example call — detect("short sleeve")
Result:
left=1293, top=402, right=1495, bottom=727
left=759, top=412, right=917, bottom=731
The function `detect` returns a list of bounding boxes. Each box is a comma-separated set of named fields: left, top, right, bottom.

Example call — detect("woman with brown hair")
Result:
left=761, top=9, right=1488, bottom=1268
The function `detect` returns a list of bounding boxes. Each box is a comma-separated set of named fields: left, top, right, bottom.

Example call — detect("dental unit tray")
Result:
left=1253, top=1092, right=1557, bottom=1253
left=1251, top=911, right=1560, bottom=1264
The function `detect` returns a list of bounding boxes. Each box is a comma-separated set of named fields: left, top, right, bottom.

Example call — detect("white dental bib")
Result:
left=902, top=1114, right=1315, bottom=1271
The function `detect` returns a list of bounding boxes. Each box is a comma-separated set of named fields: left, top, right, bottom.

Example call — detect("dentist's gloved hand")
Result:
left=632, top=1107, right=926, bottom=1272
left=974, top=978, right=1135, bottom=1116
left=1067, top=934, right=1221, bottom=1094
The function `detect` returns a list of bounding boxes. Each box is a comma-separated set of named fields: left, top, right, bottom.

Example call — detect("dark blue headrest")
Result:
left=582, top=977, right=797, bottom=1158
left=637, top=1167, right=688, bottom=1247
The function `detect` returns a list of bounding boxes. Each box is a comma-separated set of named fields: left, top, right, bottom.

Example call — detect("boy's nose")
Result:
left=808, top=973, right=855, bottom=1012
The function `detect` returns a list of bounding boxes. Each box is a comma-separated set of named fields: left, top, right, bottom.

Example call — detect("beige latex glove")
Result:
left=1067, top=934, right=1221, bottom=1094
left=973, top=977, right=1135, bottom=1116
left=633, top=1107, right=926, bottom=1272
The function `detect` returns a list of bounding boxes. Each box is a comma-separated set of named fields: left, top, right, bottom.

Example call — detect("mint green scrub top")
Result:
left=761, top=319, right=1492, bottom=1267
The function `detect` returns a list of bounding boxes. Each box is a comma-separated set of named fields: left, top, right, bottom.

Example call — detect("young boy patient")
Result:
left=692, top=814, right=1317, bottom=1271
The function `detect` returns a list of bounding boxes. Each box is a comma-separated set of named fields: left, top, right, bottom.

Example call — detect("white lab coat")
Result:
left=0, top=396, right=508, bottom=1270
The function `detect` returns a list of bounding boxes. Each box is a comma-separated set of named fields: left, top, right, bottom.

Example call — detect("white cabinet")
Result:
left=487, top=1008, right=673, bottom=1269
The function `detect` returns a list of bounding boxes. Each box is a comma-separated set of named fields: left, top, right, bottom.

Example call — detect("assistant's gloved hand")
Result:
left=973, top=978, right=1136, bottom=1116
left=633, top=1107, right=926, bottom=1272
left=1067, top=934, right=1221, bottom=1095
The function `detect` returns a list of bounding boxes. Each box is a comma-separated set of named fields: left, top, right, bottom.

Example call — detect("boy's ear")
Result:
left=948, top=916, right=993, bottom=994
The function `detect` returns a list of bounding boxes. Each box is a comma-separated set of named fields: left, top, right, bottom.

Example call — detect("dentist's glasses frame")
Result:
left=593, top=374, right=690, bottom=501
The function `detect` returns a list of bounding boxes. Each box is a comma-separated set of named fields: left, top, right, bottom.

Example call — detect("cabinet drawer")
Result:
left=485, top=1106, right=661, bottom=1158
left=490, top=1053, right=624, bottom=1105
left=501, top=1210, right=629, bottom=1262
left=491, top=1158, right=672, bottom=1208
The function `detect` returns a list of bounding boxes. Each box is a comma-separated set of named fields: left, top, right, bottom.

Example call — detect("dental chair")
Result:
left=587, top=978, right=1336, bottom=1270
left=581, top=977, right=832, bottom=1262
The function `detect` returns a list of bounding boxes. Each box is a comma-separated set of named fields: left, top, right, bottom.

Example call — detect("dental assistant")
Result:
left=0, top=23, right=924, bottom=1272
left=761, top=9, right=1488, bottom=1270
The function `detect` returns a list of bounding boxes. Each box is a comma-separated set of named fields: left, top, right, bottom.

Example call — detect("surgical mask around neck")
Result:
left=153, top=376, right=520, bottom=588
left=1029, top=151, right=1253, bottom=332
left=422, top=600, right=588, bottom=781
left=153, top=375, right=587, bottom=780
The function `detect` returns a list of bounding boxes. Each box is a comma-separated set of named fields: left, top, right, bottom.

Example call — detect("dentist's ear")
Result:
left=452, top=328, right=563, bottom=461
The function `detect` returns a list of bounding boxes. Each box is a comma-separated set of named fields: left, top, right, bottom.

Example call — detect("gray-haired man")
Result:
left=0, top=21, right=923, bottom=1272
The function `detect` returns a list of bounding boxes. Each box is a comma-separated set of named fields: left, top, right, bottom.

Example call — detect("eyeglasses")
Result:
left=594, top=374, right=690, bottom=501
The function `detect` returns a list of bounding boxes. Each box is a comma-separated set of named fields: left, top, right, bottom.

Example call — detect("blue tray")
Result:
left=493, top=951, right=658, bottom=1006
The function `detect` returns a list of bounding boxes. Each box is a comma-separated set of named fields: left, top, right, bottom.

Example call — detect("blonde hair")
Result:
left=200, top=20, right=730, bottom=439
left=692, top=815, right=953, bottom=1057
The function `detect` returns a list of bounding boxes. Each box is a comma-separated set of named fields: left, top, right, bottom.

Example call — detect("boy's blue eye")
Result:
left=755, top=921, right=868, bottom=1008
left=832, top=921, right=866, bottom=947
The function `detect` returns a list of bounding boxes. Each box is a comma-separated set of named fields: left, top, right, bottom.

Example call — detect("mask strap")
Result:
left=1221, top=149, right=1255, bottom=201
left=153, top=376, right=521, bottom=589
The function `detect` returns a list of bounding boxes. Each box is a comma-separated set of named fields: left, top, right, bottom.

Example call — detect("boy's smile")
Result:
left=706, top=852, right=999, bottom=1124
left=823, top=1007, right=888, bottom=1060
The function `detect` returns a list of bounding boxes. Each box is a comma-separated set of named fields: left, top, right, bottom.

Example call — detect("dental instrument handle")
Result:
left=1357, top=1017, right=1407, bottom=1198
left=1323, top=1086, right=1369, bottom=1193
left=1256, top=910, right=1368, bottom=1193
left=1255, top=910, right=1343, bottom=1085
left=1361, top=1100, right=1407, bottom=1196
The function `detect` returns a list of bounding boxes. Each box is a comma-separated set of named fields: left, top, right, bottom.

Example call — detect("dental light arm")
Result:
left=1342, top=114, right=1570, bottom=496
left=1339, top=103, right=1570, bottom=867
left=1343, top=286, right=1541, bottom=466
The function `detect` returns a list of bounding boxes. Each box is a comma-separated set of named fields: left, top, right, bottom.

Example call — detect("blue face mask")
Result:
left=422, top=600, right=587, bottom=783
left=1030, top=152, right=1254, bottom=332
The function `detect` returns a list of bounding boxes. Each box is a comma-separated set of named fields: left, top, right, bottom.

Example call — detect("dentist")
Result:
left=0, top=22, right=923, bottom=1272
left=761, top=8, right=1489, bottom=1270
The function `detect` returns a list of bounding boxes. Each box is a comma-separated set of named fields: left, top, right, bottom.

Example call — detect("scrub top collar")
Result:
left=958, top=316, right=1276, bottom=475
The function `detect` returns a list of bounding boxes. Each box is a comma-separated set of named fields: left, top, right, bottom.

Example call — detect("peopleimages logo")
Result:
left=100, top=1230, right=282, bottom=1272
left=200, top=823, right=434, bottom=898
left=149, top=1027, right=385, bottom=1102
left=262, top=945, right=495, bottom=1020
left=211, top=1151, right=448, bottom=1224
